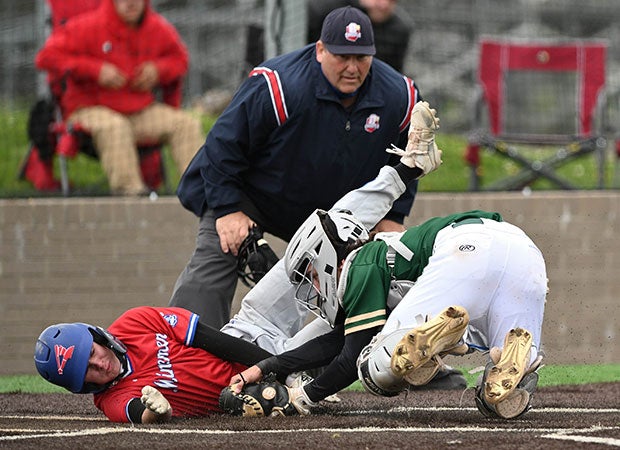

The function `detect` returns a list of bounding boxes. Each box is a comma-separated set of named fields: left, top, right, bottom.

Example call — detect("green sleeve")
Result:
left=341, top=242, right=392, bottom=334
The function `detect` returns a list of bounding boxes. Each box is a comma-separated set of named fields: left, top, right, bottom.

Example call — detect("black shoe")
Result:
left=407, top=366, right=467, bottom=391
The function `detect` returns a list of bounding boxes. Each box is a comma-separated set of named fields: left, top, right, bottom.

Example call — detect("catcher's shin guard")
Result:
left=357, top=330, right=410, bottom=397
left=475, top=328, right=543, bottom=419
left=390, top=306, right=469, bottom=386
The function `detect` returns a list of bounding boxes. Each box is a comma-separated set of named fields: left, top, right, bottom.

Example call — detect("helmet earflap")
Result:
left=92, top=326, right=127, bottom=356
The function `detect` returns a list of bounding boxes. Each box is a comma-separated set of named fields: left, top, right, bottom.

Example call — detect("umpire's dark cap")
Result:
left=320, top=6, right=376, bottom=56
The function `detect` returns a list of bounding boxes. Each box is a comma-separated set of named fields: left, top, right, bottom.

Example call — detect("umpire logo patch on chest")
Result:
left=364, top=114, right=380, bottom=133
left=459, top=244, right=476, bottom=252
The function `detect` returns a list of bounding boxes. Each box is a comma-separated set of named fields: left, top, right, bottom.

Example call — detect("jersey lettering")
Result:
left=153, top=333, right=178, bottom=390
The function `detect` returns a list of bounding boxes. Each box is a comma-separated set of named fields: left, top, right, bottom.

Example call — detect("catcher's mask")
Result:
left=284, top=209, right=369, bottom=327
left=237, top=226, right=279, bottom=287
left=34, top=323, right=127, bottom=394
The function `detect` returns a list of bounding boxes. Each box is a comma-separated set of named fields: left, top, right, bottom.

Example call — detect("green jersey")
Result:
left=341, top=210, right=503, bottom=334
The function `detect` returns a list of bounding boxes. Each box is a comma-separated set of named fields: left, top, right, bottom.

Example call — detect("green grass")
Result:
left=0, top=108, right=217, bottom=197
left=0, top=375, right=67, bottom=394
left=422, top=134, right=617, bottom=192
left=347, top=363, right=620, bottom=391
left=0, top=106, right=616, bottom=197
left=2, top=364, right=618, bottom=394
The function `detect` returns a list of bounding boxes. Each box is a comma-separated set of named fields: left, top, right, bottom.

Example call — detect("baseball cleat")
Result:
left=475, top=355, right=542, bottom=419
left=492, top=388, right=532, bottom=419
left=402, top=357, right=443, bottom=386
left=285, top=371, right=313, bottom=389
left=408, top=364, right=468, bottom=391
left=390, top=306, right=469, bottom=385
left=484, top=328, right=533, bottom=405
left=386, top=100, right=442, bottom=177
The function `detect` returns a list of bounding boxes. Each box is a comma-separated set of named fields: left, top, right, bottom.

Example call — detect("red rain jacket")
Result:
left=35, top=0, right=188, bottom=116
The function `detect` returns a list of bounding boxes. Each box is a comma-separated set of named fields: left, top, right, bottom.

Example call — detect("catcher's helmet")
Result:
left=284, top=209, right=369, bottom=327
left=34, top=323, right=127, bottom=394
left=237, top=226, right=279, bottom=287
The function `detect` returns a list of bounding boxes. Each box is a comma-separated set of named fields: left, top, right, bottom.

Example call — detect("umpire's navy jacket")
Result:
left=177, top=44, right=421, bottom=240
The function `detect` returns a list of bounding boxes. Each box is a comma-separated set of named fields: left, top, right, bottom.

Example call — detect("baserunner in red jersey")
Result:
left=34, top=306, right=274, bottom=423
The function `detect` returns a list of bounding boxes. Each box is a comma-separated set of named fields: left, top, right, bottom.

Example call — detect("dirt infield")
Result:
left=1, top=382, right=618, bottom=449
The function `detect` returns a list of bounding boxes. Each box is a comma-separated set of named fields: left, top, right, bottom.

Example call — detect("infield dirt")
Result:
left=1, top=382, right=618, bottom=449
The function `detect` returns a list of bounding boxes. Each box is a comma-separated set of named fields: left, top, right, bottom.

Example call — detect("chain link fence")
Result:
left=1, top=0, right=618, bottom=192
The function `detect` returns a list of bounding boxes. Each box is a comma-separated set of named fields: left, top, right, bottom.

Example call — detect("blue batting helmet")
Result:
left=34, top=323, right=127, bottom=394
left=34, top=323, right=94, bottom=393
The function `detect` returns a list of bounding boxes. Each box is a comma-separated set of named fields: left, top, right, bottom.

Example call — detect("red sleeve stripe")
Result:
left=249, top=67, right=289, bottom=126
left=399, top=76, right=418, bottom=133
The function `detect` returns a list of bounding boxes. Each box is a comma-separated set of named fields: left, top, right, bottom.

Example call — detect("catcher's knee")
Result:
left=357, top=330, right=409, bottom=397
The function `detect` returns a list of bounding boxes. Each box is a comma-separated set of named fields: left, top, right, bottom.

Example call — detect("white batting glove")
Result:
left=322, top=393, right=342, bottom=403
left=141, top=385, right=172, bottom=416
left=285, top=371, right=313, bottom=388
left=288, top=385, right=317, bottom=416
left=286, top=372, right=341, bottom=403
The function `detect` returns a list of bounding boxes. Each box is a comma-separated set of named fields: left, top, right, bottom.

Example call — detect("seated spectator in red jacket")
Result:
left=35, top=0, right=204, bottom=196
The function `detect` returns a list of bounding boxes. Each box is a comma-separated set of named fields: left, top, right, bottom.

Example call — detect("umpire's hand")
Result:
left=216, top=211, right=256, bottom=256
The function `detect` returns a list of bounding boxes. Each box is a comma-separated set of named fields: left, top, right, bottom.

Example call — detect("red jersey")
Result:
left=93, top=307, right=246, bottom=422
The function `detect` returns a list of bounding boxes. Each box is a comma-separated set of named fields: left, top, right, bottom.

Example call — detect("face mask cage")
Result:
left=291, top=255, right=331, bottom=325
left=290, top=253, right=311, bottom=285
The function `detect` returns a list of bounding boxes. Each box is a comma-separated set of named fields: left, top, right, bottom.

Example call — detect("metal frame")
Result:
left=465, top=38, right=608, bottom=191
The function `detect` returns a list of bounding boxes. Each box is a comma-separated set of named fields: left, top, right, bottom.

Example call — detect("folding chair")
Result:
left=464, top=38, right=608, bottom=191
left=21, top=0, right=171, bottom=196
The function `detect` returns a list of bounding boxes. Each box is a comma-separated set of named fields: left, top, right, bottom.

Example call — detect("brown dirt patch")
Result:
left=1, top=383, right=618, bottom=449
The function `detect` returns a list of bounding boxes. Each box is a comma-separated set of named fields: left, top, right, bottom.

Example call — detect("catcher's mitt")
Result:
left=219, top=380, right=299, bottom=417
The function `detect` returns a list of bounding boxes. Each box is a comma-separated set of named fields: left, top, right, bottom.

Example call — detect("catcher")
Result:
left=223, top=99, right=546, bottom=420
left=229, top=210, right=547, bottom=419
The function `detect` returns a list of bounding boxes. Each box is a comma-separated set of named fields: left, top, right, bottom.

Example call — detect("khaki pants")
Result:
left=69, top=103, right=203, bottom=195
